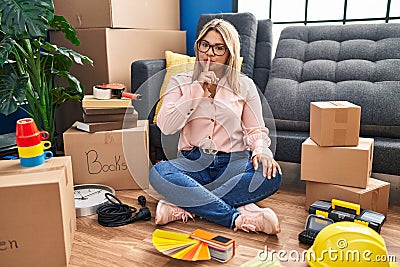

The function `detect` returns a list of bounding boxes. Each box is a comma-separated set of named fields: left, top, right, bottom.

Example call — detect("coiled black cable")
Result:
left=96, top=193, right=151, bottom=227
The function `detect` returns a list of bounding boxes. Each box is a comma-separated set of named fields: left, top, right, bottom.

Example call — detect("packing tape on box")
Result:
left=333, top=129, right=347, bottom=144
left=93, top=86, right=112, bottom=100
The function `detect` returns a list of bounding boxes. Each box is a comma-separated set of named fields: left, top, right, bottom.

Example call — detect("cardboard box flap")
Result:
left=0, top=156, right=72, bottom=175
left=0, top=169, right=65, bottom=187
left=312, top=101, right=360, bottom=109
left=304, top=137, right=373, bottom=150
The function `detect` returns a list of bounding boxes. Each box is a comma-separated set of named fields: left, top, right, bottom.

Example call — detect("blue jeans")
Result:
left=149, top=147, right=282, bottom=228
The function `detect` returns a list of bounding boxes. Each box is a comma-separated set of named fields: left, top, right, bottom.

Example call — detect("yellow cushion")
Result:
left=153, top=51, right=243, bottom=124
left=154, top=51, right=196, bottom=123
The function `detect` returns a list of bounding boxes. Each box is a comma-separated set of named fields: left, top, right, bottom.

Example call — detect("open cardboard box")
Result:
left=0, top=157, right=75, bottom=267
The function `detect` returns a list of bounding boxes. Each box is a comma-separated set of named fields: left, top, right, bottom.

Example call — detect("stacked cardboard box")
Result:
left=0, top=157, right=76, bottom=266
left=51, top=0, right=186, bottom=93
left=301, top=101, right=390, bottom=215
left=64, top=120, right=149, bottom=190
left=53, top=1, right=178, bottom=189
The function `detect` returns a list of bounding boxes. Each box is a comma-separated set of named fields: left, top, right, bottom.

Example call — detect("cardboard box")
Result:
left=53, top=0, right=180, bottom=30
left=0, top=157, right=76, bottom=267
left=301, top=137, right=374, bottom=188
left=63, top=120, right=149, bottom=190
left=50, top=28, right=186, bottom=92
left=306, top=178, right=390, bottom=215
left=310, top=101, right=361, bottom=146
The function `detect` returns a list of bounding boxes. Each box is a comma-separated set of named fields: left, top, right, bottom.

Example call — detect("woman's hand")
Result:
left=252, top=154, right=282, bottom=179
left=198, top=57, right=219, bottom=87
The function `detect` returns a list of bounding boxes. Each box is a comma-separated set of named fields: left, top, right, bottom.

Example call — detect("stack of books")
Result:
left=77, top=95, right=138, bottom=133
left=152, top=229, right=235, bottom=263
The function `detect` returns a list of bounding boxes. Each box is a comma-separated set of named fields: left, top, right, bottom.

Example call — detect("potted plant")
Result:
left=0, top=0, right=92, bottom=145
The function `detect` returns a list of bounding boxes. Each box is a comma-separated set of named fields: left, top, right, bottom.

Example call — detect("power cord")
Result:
left=96, top=193, right=151, bottom=227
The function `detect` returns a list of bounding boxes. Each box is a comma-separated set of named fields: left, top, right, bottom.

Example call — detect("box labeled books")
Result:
left=63, top=120, right=149, bottom=190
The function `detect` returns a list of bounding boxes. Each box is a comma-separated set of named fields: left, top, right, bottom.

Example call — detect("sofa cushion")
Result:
left=265, top=23, right=400, bottom=138
left=253, top=19, right=273, bottom=93
left=196, top=12, right=258, bottom=79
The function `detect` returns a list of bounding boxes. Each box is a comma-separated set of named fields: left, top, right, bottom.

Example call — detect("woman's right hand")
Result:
left=198, top=57, right=219, bottom=87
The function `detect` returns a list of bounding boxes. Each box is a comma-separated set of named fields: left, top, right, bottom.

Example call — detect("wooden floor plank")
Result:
left=69, top=186, right=400, bottom=266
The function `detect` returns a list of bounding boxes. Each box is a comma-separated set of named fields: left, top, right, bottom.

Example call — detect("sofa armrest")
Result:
left=131, top=59, right=166, bottom=120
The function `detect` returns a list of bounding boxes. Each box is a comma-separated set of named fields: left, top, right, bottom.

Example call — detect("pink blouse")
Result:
left=157, top=71, right=271, bottom=158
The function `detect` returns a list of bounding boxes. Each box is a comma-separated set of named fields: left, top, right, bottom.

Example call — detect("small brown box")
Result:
left=310, top=101, right=361, bottom=147
left=63, top=120, right=149, bottom=190
left=0, top=157, right=76, bottom=267
left=306, top=178, right=390, bottom=215
left=301, top=137, right=374, bottom=188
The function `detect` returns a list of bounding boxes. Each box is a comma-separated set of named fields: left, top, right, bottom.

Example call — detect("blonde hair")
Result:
left=192, top=19, right=241, bottom=94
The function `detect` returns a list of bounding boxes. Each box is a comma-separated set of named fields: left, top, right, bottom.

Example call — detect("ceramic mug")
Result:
left=16, top=118, right=39, bottom=137
left=16, top=131, right=50, bottom=147
left=18, top=141, right=52, bottom=158
left=20, top=151, right=53, bottom=167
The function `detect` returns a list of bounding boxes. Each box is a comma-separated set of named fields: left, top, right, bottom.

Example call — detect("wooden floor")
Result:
left=69, top=186, right=400, bottom=267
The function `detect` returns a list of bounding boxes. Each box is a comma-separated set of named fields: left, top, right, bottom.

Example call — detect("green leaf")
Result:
left=52, top=86, right=82, bottom=108
left=0, top=32, right=16, bottom=66
left=58, top=47, right=93, bottom=66
left=40, top=42, right=93, bottom=66
left=0, top=73, right=28, bottom=115
left=50, top=15, right=80, bottom=46
left=51, top=70, right=84, bottom=107
left=0, top=0, right=54, bottom=38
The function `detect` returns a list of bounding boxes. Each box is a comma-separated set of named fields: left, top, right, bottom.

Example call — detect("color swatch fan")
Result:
left=152, top=229, right=235, bottom=262
left=152, top=229, right=211, bottom=261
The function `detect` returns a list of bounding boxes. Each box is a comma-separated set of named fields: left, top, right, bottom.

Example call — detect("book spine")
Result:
left=83, top=113, right=137, bottom=123
left=83, top=107, right=135, bottom=115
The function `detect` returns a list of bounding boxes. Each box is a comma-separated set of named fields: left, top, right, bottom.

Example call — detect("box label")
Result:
left=85, top=149, right=128, bottom=174
left=0, top=240, right=19, bottom=251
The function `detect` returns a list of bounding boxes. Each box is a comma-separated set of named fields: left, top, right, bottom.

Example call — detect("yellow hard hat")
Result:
left=307, top=221, right=398, bottom=267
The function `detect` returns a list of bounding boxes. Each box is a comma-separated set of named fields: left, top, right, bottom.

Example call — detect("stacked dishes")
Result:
left=16, top=118, right=53, bottom=167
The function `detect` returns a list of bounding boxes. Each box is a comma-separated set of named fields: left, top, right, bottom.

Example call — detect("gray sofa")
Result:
left=265, top=23, right=400, bottom=176
left=131, top=15, right=400, bottom=176
left=131, top=12, right=273, bottom=161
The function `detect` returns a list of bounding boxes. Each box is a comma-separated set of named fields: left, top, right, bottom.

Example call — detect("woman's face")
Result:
left=197, top=30, right=230, bottom=73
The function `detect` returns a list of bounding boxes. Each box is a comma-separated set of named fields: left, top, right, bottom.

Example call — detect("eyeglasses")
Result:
left=197, top=40, right=227, bottom=56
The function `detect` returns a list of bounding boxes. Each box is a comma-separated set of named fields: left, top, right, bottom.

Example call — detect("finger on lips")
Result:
left=205, top=57, right=210, bottom=71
